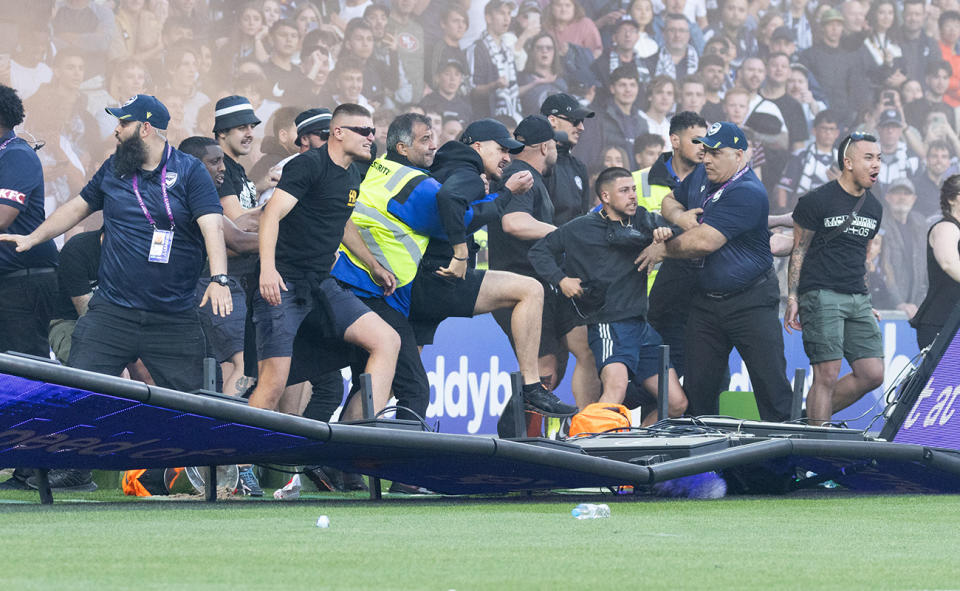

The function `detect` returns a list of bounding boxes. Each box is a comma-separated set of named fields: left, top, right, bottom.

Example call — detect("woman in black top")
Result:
left=913, top=175, right=960, bottom=348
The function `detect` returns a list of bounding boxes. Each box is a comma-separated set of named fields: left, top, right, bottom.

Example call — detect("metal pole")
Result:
left=657, top=345, right=670, bottom=421
left=203, top=357, right=217, bottom=392
left=510, top=371, right=525, bottom=438
left=36, top=468, right=53, bottom=505
left=791, top=368, right=806, bottom=421
left=358, top=373, right=381, bottom=500
left=205, top=466, right=218, bottom=503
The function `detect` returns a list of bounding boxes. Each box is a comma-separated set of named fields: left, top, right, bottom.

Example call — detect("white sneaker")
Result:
left=273, top=473, right=302, bottom=500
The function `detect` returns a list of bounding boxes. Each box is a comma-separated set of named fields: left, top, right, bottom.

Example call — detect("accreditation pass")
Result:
left=148, top=229, right=174, bottom=263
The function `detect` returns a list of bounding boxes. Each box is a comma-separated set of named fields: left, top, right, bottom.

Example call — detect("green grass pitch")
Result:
left=1, top=490, right=958, bottom=589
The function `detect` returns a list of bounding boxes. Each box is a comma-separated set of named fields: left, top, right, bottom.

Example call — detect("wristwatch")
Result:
left=210, top=274, right=230, bottom=286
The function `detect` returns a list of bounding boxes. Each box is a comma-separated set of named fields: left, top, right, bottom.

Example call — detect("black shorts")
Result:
left=409, top=264, right=485, bottom=346
left=195, top=276, right=247, bottom=362
left=588, top=318, right=669, bottom=382
left=252, top=277, right=370, bottom=361
left=492, top=282, right=580, bottom=358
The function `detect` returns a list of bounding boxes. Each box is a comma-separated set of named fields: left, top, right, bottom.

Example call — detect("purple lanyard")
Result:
left=0, top=136, right=16, bottom=153
left=132, top=145, right=175, bottom=230
left=700, top=166, right=749, bottom=212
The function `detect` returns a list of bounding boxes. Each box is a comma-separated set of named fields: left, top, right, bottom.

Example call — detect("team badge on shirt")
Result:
left=348, top=189, right=358, bottom=206
left=574, top=176, right=583, bottom=191
left=164, top=172, right=178, bottom=189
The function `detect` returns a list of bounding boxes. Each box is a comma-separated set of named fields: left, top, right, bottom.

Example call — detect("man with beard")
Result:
left=642, top=111, right=707, bottom=378
left=529, top=167, right=687, bottom=425
left=636, top=122, right=793, bottom=421
left=540, top=93, right=594, bottom=227
left=409, top=118, right=578, bottom=420
left=488, top=115, right=602, bottom=431
left=250, top=104, right=401, bottom=427
left=785, top=132, right=885, bottom=426
left=0, top=94, right=231, bottom=490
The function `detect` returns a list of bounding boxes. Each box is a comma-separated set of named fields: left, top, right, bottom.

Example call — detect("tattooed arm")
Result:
left=784, top=226, right=814, bottom=333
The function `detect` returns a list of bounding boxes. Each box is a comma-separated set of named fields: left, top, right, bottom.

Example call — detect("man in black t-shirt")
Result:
left=488, top=115, right=601, bottom=411
left=785, top=133, right=885, bottom=426
left=250, top=103, right=401, bottom=415
left=209, top=96, right=262, bottom=396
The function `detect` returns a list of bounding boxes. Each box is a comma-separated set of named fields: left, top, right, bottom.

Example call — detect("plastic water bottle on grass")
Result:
left=571, top=503, right=610, bottom=519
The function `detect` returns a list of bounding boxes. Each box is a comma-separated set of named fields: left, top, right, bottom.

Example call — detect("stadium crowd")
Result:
left=2, top=0, right=960, bottom=495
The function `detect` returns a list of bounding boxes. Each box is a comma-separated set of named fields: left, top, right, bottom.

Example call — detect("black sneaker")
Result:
left=0, top=468, right=33, bottom=490
left=303, top=465, right=337, bottom=492
left=26, top=469, right=97, bottom=492
left=387, top=481, right=433, bottom=495
left=340, top=472, right=369, bottom=492
left=524, top=385, right=578, bottom=417
left=236, top=466, right=264, bottom=497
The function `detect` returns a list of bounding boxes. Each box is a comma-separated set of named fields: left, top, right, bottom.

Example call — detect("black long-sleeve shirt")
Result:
left=528, top=208, right=676, bottom=324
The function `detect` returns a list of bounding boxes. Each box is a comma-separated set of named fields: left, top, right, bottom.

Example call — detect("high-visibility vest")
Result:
left=631, top=167, right=673, bottom=293
left=341, top=157, right=432, bottom=288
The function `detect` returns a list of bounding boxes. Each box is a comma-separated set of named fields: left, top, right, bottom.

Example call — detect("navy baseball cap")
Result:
left=295, top=108, right=332, bottom=146
left=105, top=94, right=170, bottom=130
left=461, top=119, right=524, bottom=153
left=213, top=95, right=261, bottom=133
left=693, top=121, right=748, bottom=150
left=514, top=115, right=563, bottom=146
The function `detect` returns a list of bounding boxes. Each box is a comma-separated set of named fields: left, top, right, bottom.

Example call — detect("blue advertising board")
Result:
left=406, top=315, right=921, bottom=435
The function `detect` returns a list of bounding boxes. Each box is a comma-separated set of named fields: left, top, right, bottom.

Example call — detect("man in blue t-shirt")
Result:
left=0, top=85, right=59, bottom=359
left=637, top=122, right=793, bottom=421
left=0, top=94, right=231, bottom=392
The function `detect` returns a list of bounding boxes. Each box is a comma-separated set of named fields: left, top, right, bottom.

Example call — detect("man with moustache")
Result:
left=0, top=95, right=231, bottom=489
left=785, top=132, right=885, bottom=426
left=637, top=122, right=793, bottom=421
left=540, top=93, right=595, bottom=226
left=408, top=118, right=578, bottom=418
left=199, top=95, right=263, bottom=399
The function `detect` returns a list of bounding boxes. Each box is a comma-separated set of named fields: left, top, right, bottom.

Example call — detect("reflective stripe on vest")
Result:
left=342, top=157, right=431, bottom=287
left=632, top=168, right=671, bottom=213
left=632, top=167, right=673, bottom=293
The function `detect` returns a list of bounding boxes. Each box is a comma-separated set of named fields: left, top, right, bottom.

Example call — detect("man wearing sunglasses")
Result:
left=637, top=121, right=793, bottom=422
left=250, top=103, right=401, bottom=421
left=541, top=93, right=595, bottom=227
left=784, top=132, right=885, bottom=426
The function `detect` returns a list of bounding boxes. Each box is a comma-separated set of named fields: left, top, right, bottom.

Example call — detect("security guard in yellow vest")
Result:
left=642, top=111, right=708, bottom=378
left=329, top=113, right=445, bottom=425
left=632, top=166, right=673, bottom=292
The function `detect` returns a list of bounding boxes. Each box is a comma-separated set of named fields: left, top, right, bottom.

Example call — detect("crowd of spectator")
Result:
left=3, top=0, right=958, bottom=317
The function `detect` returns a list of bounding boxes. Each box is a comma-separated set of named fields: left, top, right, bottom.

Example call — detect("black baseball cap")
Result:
left=295, top=108, right=332, bottom=146
left=514, top=115, right=563, bottom=146
left=771, top=26, right=795, bottom=43
left=461, top=118, right=524, bottom=153
left=878, top=108, right=903, bottom=127
left=540, top=93, right=595, bottom=120
left=105, top=94, right=170, bottom=130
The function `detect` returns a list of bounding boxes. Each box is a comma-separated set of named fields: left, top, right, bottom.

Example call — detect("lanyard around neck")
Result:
left=132, top=144, right=175, bottom=230
left=700, top=165, right=748, bottom=210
